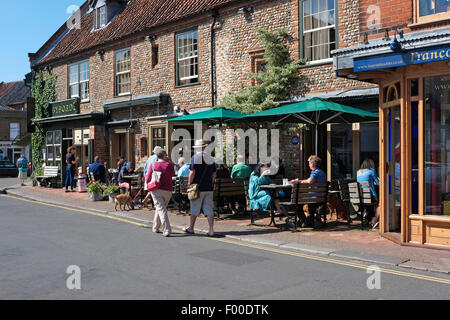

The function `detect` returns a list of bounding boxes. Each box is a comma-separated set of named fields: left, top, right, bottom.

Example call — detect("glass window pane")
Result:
left=69, top=64, right=79, bottom=84
left=331, top=124, right=352, bottom=179
left=419, top=0, right=435, bottom=16
left=46, top=131, right=53, bottom=145
left=55, top=131, right=62, bottom=145
left=424, top=76, right=450, bottom=216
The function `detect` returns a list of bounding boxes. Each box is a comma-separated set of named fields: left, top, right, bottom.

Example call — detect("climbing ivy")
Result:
left=31, top=70, right=56, bottom=184
left=222, top=28, right=306, bottom=114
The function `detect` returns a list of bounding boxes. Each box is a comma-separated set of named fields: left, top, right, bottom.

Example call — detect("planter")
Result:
left=108, top=193, right=119, bottom=203
left=89, top=191, right=104, bottom=201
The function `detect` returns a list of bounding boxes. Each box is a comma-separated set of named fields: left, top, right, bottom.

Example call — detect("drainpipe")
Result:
left=211, top=9, right=219, bottom=108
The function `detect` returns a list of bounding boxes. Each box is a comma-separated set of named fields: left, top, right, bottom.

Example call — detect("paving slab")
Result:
left=279, top=242, right=335, bottom=255
left=330, top=250, right=409, bottom=266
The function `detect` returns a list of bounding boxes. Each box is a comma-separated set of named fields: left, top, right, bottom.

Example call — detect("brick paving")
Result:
left=4, top=185, right=450, bottom=274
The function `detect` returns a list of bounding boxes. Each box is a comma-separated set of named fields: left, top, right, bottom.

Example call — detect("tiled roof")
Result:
left=0, top=81, right=31, bottom=107
left=35, top=0, right=240, bottom=66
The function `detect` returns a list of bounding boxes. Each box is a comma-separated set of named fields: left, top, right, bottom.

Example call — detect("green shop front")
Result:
left=334, top=29, right=450, bottom=249
left=36, top=98, right=104, bottom=187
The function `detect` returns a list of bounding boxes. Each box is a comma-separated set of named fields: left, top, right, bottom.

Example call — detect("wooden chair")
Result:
left=283, top=182, right=328, bottom=231
left=348, top=181, right=376, bottom=229
left=213, top=178, right=247, bottom=219
left=337, top=179, right=356, bottom=223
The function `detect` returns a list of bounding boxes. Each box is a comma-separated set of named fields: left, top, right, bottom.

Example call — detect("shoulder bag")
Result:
left=148, top=162, right=162, bottom=192
left=187, top=156, right=209, bottom=201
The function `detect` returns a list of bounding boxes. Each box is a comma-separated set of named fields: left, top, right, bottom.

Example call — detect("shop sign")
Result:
left=46, top=98, right=80, bottom=118
left=354, top=45, right=450, bottom=72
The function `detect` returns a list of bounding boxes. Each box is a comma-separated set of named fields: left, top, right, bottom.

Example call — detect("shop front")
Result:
left=334, top=30, right=450, bottom=248
left=37, top=98, right=105, bottom=186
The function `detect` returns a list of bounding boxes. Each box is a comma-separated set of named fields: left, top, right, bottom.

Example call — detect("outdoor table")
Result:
left=260, top=184, right=293, bottom=227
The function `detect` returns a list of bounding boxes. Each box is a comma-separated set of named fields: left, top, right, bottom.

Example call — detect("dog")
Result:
left=114, top=194, right=134, bottom=211
left=327, top=193, right=348, bottom=221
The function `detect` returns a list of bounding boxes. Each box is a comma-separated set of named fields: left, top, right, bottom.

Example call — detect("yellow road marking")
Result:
left=1, top=194, right=147, bottom=227
left=206, top=237, right=450, bottom=285
left=3, top=194, right=450, bottom=285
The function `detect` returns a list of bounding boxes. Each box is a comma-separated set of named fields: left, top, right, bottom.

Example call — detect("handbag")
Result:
left=148, top=162, right=162, bottom=192
left=187, top=156, right=209, bottom=201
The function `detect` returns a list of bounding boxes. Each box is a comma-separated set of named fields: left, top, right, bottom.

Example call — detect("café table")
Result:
left=122, top=174, right=141, bottom=196
left=260, top=183, right=293, bottom=227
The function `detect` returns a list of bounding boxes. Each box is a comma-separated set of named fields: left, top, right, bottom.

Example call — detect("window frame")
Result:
left=10, top=122, right=20, bottom=140
left=414, top=0, right=450, bottom=24
left=93, top=5, right=107, bottom=30
left=114, top=47, right=132, bottom=97
left=175, top=28, right=199, bottom=87
left=301, top=0, right=337, bottom=64
left=68, top=60, right=90, bottom=102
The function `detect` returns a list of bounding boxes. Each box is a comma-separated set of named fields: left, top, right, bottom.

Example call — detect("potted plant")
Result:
left=104, top=185, right=120, bottom=203
left=87, top=180, right=104, bottom=201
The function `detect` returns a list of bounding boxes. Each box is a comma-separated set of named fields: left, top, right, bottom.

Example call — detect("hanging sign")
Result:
left=354, top=45, right=450, bottom=72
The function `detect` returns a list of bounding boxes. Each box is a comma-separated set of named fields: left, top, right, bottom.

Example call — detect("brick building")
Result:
left=333, top=0, right=450, bottom=248
left=0, top=81, right=31, bottom=163
left=29, top=0, right=377, bottom=180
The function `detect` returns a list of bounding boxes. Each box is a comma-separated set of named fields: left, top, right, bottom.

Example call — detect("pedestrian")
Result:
left=117, top=156, right=126, bottom=170
left=143, top=146, right=163, bottom=206
left=184, top=139, right=217, bottom=237
left=16, top=153, right=30, bottom=186
left=146, top=149, right=175, bottom=237
left=65, top=146, right=77, bottom=192
left=89, top=156, right=106, bottom=183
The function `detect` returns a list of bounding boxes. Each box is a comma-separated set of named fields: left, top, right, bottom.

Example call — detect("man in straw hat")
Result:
left=185, top=139, right=217, bottom=237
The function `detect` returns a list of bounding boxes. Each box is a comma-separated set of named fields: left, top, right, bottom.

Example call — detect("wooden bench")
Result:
left=172, top=176, right=190, bottom=215
left=36, top=166, right=60, bottom=188
left=348, top=181, right=376, bottom=229
left=213, top=178, right=247, bottom=218
left=280, top=182, right=328, bottom=231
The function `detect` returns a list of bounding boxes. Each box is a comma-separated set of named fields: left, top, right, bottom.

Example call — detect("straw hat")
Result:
left=194, top=139, right=208, bottom=148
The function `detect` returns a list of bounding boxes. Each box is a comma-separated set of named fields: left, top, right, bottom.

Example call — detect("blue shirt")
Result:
left=310, top=168, right=326, bottom=183
left=17, top=157, right=29, bottom=173
left=89, top=161, right=106, bottom=183
left=189, top=152, right=216, bottom=192
left=177, top=163, right=190, bottom=177
left=357, top=168, right=379, bottom=201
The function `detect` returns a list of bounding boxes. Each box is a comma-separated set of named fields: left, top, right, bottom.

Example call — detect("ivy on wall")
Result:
left=31, top=70, right=56, bottom=183
left=222, top=28, right=306, bottom=114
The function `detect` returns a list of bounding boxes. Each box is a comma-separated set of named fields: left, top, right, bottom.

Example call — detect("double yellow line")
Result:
left=3, top=193, right=450, bottom=285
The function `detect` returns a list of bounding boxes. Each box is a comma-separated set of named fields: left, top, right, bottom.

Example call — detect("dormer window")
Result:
left=94, top=5, right=107, bottom=30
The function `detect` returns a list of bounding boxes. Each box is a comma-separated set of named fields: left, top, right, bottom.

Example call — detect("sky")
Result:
left=0, top=0, right=85, bottom=83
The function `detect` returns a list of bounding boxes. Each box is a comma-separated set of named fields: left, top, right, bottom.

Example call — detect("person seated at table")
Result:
left=249, top=162, right=287, bottom=216
left=117, top=156, right=126, bottom=170
left=357, top=158, right=380, bottom=228
left=177, top=157, right=190, bottom=178
left=89, top=156, right=106, bottom=183
left=229, top=155, right=252, bottom=214
left=290, top=155, right=327, bottom=227
left=118, top=162, right=135, bottom=193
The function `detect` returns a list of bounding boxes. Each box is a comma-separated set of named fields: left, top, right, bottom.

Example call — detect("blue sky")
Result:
left=0, top=0, right=85, bottom=82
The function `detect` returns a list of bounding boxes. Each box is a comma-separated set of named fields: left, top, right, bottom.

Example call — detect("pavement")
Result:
left=3, top=178, right=450, bottom=275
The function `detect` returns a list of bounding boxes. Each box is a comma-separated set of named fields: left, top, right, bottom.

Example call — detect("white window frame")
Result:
left=68, top=60, right=90, bottom=102
left=115, top=48, right=132, bottom=96
left=302, top=0, right=336, bottom=63
left=94, top=5, right=107, bottom=30
left=10, top=123, right=20, bottom=140
left=176, top=29, right=199, bottom=85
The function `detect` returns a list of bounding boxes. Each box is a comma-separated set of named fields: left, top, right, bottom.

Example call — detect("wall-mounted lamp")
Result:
left=96, top=50, right=105, bottom=57
left=145, top=35, right=157, bottom=42
left=390, top=30, right=402, bottom=52
left=363, top=33, right=369, bottom=45
left=238, top=7, right=253, bottom=15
